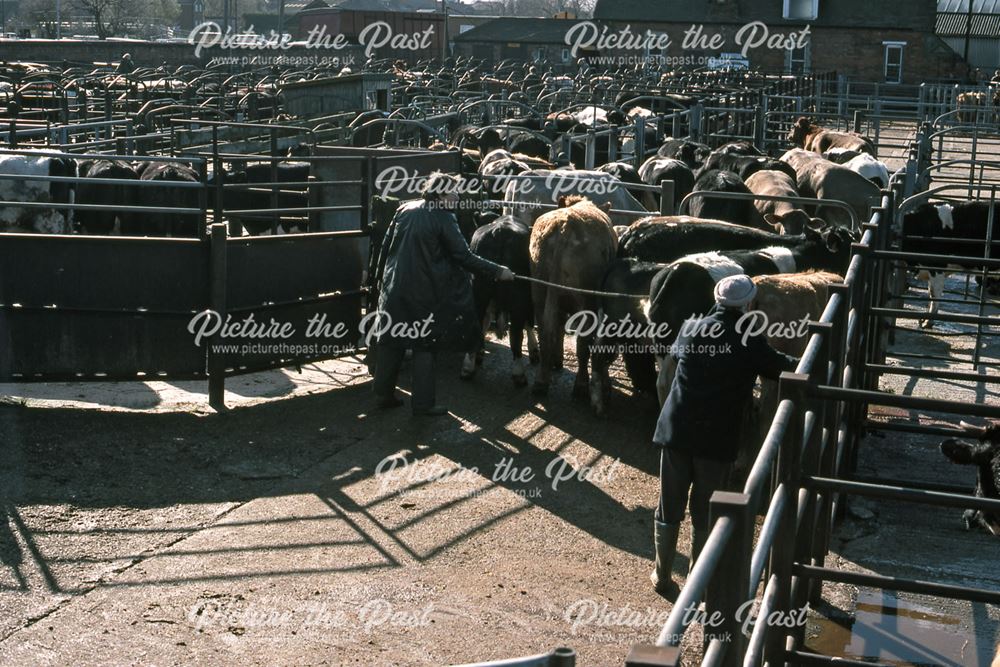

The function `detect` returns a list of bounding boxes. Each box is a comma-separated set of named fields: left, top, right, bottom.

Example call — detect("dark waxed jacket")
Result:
left=653, top=304, right=799, bottom=461
left=375, top=199, right=504, bottom=351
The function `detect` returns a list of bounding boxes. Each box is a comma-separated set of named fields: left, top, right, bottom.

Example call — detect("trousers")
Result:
left=372, top=344, right=437, bottom=412
left=656, top=447, right=732, bottom=530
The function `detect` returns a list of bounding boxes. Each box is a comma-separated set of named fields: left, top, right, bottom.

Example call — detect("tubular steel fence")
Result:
left=2, top=67, right=1000, bottom=666
left=0, top=145, right=461, bottom=410
left=623, top=106, right=1000, bottom=667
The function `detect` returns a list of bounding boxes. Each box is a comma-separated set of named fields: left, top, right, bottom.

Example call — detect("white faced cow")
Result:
left=0, top=151, right=77, bottom=234
left=900, top=200, right=998, bottom=328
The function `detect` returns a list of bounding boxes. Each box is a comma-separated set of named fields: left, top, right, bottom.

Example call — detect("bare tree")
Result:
left=17, top=0, right=60, bottom=36
left=76, top=0, right=152, bottom=37
left=498, top=0, right=594, bottom=18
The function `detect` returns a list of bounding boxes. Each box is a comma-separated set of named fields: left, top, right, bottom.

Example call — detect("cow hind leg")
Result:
left=532, top=292, right=561, bottom=396
left=509, top=316, right=528, bottom=387
left=624, top=351, right=658, bottom=395
left=920, top=272, right=946, bottom=329
left=655, top=354, right=678, bottom=407
left=527, top=326, right=540, bottom=364
left=461, top=303, right=493, bottom=380
left=572, top=333, right=592, bottom=401
left=589, top=345, right=615, bottom=416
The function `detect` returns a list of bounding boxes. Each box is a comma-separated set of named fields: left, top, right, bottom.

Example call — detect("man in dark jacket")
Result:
left=650, top=274, right=799, bottom=598
left=115, top=54, right=136, bottom=75
left=372, top=172, right=514, bottom=416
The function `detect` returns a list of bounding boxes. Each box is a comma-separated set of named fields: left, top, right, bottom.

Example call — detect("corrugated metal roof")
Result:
left=937, top=0, right=1000, bottom=13
left=937, top=11, right=1000, bottom=35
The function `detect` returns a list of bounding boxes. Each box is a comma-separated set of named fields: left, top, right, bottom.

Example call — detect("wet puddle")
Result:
left=807, top=590, right=998, bottom=666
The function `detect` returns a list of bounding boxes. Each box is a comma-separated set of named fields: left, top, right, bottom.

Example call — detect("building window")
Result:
left=785, top=39, right=810, bottom=74
left=783, top=0, right=818, bottom=20
left=883, top=42, right=905, bottom=84
left=643, top=33, right=669, bottom=63
left=561, top=48, right=571, bottom=63
left=532, top=48, right=544, bottom=62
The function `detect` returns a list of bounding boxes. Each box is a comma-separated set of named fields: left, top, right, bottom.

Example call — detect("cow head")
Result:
left=786, top=117, right=814, bottom=147
left=764, top=209, right=810, bottom=235
left=940, top=420, right=1000, bottom=535
left=477, top=128, right=504, bottom=155
left=800, top=225, right=854, bottom=272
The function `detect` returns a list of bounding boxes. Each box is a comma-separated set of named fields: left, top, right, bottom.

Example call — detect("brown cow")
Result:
left=956, top=91, right=994, bottom=124
left=787, top=117, right=875, bottom=156
left=529, top=196, right=618, bottom=397
left=780, top=148, right=881, bottom=229
left=738, top=271, right=843, bottom=472
left=744, top=169, right=818, bottom=235
left=957, top=91, right=985, bottom=121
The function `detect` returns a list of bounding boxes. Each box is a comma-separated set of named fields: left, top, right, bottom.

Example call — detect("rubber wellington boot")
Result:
left=650, top=520, right=681, bottom=600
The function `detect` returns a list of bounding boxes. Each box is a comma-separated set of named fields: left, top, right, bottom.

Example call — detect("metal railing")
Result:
left=626, top=109, right=1000, bottom=667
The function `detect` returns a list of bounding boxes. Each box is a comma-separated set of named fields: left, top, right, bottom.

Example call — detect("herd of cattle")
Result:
left=955, top=88, right=1000, bottom=124
left=1, top=62, right=998, bottom=532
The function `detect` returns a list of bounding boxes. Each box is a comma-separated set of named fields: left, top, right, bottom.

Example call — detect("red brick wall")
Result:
left=597, top=22, right=969, bottom=84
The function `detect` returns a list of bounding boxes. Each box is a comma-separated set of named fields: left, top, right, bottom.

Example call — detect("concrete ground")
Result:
left=0, top=345, right=692, bottom=667
left=805, top=272, right=1000, bottom=666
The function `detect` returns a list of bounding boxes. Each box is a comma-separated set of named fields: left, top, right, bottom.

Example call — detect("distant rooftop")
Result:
left=937, top=12, right=1000, bottom=35
left=453, top=17, right=581, bottom=43
left=937, top=0, right=1000, bottom=12
left=937, top=0, right=1000, bottom=36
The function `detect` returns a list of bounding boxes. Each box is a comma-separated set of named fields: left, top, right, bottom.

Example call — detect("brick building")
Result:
left=452, top=18, right=582, bottom=64
left=590, top=0, right=969, bottom=83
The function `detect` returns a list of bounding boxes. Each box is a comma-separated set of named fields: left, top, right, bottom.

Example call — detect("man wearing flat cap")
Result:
left=649, top=274, right=799, bottom=598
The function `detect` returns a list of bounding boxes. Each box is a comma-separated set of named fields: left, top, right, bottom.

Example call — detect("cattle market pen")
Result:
left=1, top=69, right=999, bottom=666
left=623, top=124, right=1000, bottom=666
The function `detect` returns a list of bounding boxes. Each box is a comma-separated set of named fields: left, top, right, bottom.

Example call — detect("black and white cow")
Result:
left=697, top=153, right=797, bottom=183
left=0, top=151, right=77, bottom=234
left=656, top=139, right=711, bottom=171
left=709, top=141, right=763, bottom=157
left=479, top=148, right=532, bottom=181
left=941, top=420, right=1000, bottom=535
left=619, top=218, right=807, bottom=263
left=212, top=160, right=311, bottom=235
left=637, top=157, right=694, bottom=212
left=684, top=170, right=773, bottom=231
left=597, top=161, right=657, bottom=211
left=644, top=226, right=854, bottom=403
left=74, top=159, right=139, bottom=235
left=588, top=258, right=666, bottom=414
left=130, top=162, right=201, bottom=237
left=461, top=215, right=539, bottom=386
left=587, top=220, right=851, bottom=413
left=900, top=201, right=1000, bottom=327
